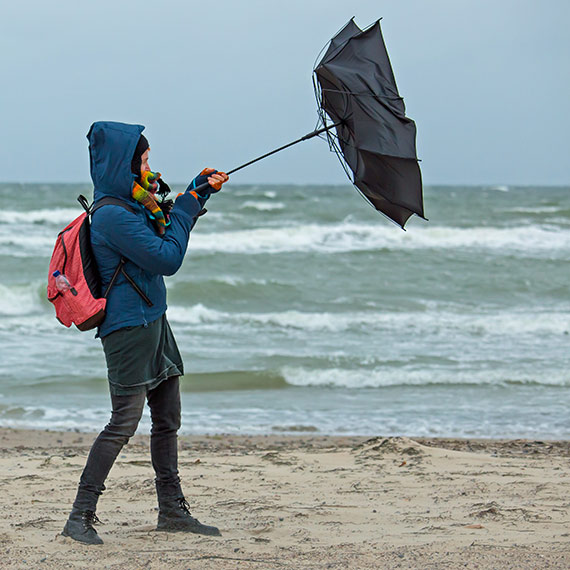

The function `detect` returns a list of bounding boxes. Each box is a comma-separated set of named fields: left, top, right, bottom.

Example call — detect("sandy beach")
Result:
left=0, top=429, right=568, bottom=569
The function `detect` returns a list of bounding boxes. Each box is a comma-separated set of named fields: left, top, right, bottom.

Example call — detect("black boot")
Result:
left=62, top=508, right=103, bottom=545
left=157, top=497, right=221, bottom=536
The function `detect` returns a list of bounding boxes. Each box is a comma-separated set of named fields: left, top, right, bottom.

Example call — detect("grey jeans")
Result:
left=73, top=376, right=182, bottom=510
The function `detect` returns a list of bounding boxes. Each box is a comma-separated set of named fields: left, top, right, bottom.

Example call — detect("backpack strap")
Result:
left=77, top=194, right=138, bottom=216
left=104, top=257, right=153, bottom=307
left=90, top=196, right=138, bottom=215
left=77, top=195, right=153, bottom=307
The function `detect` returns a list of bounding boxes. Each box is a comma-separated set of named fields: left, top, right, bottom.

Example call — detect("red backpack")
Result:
left=47, top=195, right=152, bottom=331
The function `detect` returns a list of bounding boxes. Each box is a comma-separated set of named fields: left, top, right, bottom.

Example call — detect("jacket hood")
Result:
left=87, top=121, right=145, bottom=202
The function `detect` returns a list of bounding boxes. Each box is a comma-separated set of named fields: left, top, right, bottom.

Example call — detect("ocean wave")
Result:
left=1, top=398, right=567, bottom=438
left=239, top=201, right=285, bottom=211
left=0, top=282, right=47, bottom=316
left=3, top=209, right=570, bottom=257
left=0, top=232, right=55, bottom=257
left=0, top=404, right=111, bottom=432
left=0, top=315, right=65, bottom=333
left=233, top=188, right=277, bottom=198
left=280, top=366, right=570, bottom=388
left=167, top=275, right=270, bottom=292
left=501, top=206, right=566, bottom=214
left=1, top=287, right=568, bottom=339
left=167, top=303, right=570, bottom=336
left=167, top=303, right=224, bottom=325
left=186, top=223, right=570, bottom=255
left=0, top=208, right=83, bottom=225
left=485, top=185, right=510, bottom=192
left=11, top=370, right=287, bottom=392
left=200, top=275, right=269, bottom=287
left=168, top=303, right=382, bottom=331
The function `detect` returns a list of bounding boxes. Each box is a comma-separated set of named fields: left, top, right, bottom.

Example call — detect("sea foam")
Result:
left=186, top=223, right=570, bottom=255
left=0, top=282, right=45, bottom=316
left=0, top=208, right=82, bottom=225
left=280, top=366, right=570, bottom=388
left=240, top=201, right=285, bottom=211
left=167, top=303, right=570, bottom=336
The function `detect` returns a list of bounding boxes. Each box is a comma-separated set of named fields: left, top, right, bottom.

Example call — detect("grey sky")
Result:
left=2, top=0, right=569, bottom=185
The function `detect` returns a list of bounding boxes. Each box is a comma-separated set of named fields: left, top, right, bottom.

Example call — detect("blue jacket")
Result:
left=88, top=121, right=202, bottom=338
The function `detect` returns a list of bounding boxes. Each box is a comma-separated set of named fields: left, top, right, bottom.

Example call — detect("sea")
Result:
left=0, top=182, right=568, bottom=439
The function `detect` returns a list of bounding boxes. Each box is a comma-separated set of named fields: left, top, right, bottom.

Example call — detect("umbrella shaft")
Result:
left=227, top=120, right=343, bottom=175
left=191, top=120, right=343, bottom=194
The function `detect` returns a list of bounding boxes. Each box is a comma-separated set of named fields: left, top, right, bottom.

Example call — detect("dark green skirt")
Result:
left=101, top=314, right=184, bottom=396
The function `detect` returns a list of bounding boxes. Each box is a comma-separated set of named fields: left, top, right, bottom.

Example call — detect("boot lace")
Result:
left=82, top=510, right=101, bottom=530
left=178, top=498, right=194, bottom=517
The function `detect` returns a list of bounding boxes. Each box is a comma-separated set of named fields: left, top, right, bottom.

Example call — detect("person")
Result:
left=62, top=121, right=228, bottom=545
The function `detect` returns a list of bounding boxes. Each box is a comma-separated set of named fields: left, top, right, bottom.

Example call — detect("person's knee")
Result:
left=106, top=396, right=145, bottom=439
left=102, top=419, right=139, bottom=444
left=110, top=418, right=140, bottom=439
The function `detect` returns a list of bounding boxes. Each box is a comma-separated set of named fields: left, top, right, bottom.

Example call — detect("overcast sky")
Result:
left=2, top=0, right=569, bottom=185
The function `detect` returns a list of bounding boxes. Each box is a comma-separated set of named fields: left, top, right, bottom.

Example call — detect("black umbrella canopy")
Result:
left=314, top=19, right=424, bottom=228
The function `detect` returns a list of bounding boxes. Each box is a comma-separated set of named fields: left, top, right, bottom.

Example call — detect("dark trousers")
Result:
left=73, top=376, right=182, bottom=511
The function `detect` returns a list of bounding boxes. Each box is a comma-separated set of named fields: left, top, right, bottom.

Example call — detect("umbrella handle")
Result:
left=190, top=120, right=344, bottom=194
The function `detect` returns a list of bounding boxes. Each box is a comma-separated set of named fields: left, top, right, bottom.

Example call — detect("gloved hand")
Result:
left=186, top=168, right=229, bottom=206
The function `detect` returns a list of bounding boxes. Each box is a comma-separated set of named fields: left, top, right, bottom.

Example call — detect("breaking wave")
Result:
left=3, top=206, right=570, bottom=258
left=0, top=282, right=47, bottom=316
left=166, top=303, right=570, bottom=336
left=0, top=208, right=82, bottom=225
left=280, top=366, right=570, bottom=388
left=239, top=201, right=285, bottom=211
left=186, top=223, right=570, bottom=255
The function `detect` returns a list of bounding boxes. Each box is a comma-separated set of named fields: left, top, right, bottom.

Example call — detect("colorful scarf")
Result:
left=132, top=170, right=169, bottom=235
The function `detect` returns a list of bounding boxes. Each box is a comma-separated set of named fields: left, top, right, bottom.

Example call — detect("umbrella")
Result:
left=191, top=19, right=424, bottom=229
left=313, top=18, right=424, bottom=228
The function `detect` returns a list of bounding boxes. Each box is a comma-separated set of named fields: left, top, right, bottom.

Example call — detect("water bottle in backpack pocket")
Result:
left=53, top=271, right=78, bottom=295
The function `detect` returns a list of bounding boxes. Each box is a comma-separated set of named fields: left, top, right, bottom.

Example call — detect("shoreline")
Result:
left=2, top=426, right=568, bottom=454
left=1, top=429, right=568, bottom=568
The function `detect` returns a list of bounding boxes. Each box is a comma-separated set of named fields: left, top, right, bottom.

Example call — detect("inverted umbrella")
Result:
left=313, top=19, right=425, bottom=228
left=192, top=19, right=425, bottom=229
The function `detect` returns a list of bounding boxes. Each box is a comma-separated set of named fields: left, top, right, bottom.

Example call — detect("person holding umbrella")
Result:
left=62, top=17, right=422, bottom=546
left=62, top=121, right=228, bottom=545
left=189, top=18, right=424, bottom=229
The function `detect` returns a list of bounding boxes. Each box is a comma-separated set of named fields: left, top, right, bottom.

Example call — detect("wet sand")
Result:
left=0, top=429, right=568, bottom=568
